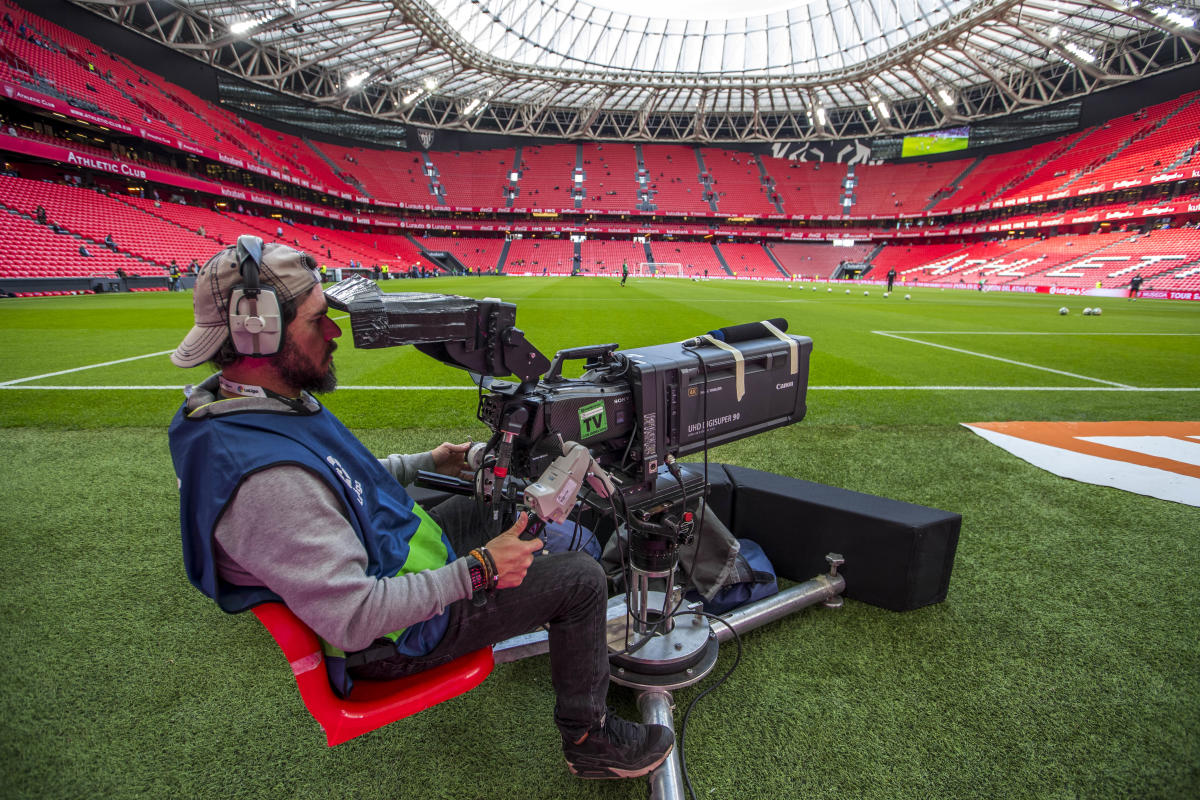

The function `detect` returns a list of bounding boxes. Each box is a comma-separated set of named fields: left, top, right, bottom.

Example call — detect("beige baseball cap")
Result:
left=171, top=240, right=321, bottom=368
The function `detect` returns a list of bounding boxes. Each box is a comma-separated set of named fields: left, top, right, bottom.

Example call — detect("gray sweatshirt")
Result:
left=183, top=375, right=472, bottom=652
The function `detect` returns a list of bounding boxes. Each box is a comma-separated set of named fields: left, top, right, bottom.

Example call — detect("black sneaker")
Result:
left=563, top=710, right=674, bottom=779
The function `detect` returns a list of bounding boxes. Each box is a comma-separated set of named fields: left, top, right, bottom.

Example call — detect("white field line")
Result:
left=0, top=314, right=352, bottom=388
left=0, top=350, right=176, bottom=387
left=876, top=331, right=1200, bottom=336
left=872, top=331, right=1133, bottom=388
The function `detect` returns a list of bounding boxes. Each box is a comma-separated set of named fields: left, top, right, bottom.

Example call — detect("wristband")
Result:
left=468, top=548, right=494, bottom=589
left=467, top=555, right=488, bottom=593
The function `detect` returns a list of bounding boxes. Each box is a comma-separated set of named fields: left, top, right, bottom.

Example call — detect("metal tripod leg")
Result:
left=638, top=690, right=684, bottom=800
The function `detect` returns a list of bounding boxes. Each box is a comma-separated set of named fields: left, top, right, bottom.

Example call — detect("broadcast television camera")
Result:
left=327, top=275, right=813, bottom=681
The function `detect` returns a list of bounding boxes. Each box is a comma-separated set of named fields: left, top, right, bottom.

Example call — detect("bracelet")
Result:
left=476, top=546, right=500, bottom=590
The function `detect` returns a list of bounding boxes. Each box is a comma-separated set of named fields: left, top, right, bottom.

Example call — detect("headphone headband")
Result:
left=229, top=235, right=282, bottom=357
left=237, top=235, right=265, bottom=296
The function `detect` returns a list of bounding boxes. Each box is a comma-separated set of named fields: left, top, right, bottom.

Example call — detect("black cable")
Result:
left=680, top=350, right=712, bottom=597
left=678, top=611, right=742, bottom=800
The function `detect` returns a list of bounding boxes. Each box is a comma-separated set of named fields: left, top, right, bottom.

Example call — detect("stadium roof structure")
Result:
left=69, top=0, right=1200, bottom=143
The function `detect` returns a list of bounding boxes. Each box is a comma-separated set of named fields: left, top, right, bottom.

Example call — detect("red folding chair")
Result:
left=252, top=602, right=493, bottom=746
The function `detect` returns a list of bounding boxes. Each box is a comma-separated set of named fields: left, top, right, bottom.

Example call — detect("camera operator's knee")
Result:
left=555, top=551, right=608, bottom=606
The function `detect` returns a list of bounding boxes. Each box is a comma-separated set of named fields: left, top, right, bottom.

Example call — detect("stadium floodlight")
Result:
left=1152, top=6, right=1195, bottom=26
left=230, top=19, right=260, bottom=34
left=423, top=77, right=439, bottom=91
left=347, top=71, right=369, bottom=88
left=937, top=87, right=955, bottom=106
left=402, top=88, right=423, bottom=104
left=1063, top=41, right=1097, bottom=63
left=463, top=98, right=481, bottom=114
left=870, top=94, right=891, bottom=120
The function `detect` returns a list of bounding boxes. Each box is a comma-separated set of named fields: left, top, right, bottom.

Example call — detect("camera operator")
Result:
left=167, top=241, right=673, bottom=780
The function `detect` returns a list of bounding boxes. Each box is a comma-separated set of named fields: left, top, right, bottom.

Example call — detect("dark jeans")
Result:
left=351, top=496, right=610, bottom=741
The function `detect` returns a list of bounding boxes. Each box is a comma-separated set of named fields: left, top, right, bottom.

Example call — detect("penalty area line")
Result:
left=872, top=331, right=1132, bottom=388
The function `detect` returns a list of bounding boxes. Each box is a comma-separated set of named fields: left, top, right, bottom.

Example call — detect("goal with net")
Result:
left=636, top=262, right=682, bottom=277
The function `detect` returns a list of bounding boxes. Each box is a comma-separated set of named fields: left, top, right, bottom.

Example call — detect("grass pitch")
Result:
left=2, top=277, right=1198, bottom=800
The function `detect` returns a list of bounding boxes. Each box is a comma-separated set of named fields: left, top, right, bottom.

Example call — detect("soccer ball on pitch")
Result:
left=827, top=288, right=832, bottom=293
left=904, top=294, right=911, bottom=300
left=1059, top=307, right=1069, bottom=315
left=845, top=289, right=851, bottom=294
left=883, top=292, right=889, bottom=297
left=1093, top=307, right=1102, bottom=315
left=864, top=291, right=869, bottom=296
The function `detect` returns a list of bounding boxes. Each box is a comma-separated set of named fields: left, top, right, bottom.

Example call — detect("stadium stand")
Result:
left=579, top=239, right=647, bottom=276
left=504, top=237, right=574, bottom=275
left=926, top=139, right=1076, bottom=212
left=717, top=242, right=787, bottom=279
left=512, top=144, right=577, bottom=210
left=1082, top=93, right=1200, bottom=187
left=580, top=142, right=640, bottom=212
left=701, top=149, right=778, bottom=217
left=0, top=175, right=206, bottom=273
left=0, top=203, right=143, bottom=279
left=869, top=225, right=1200, bottom=291
left=767, top=242, right=876, bottom=280
left=415, top=235, right=507, bottom=274
left=852, top=160, right=965, bottom=215
left=1004, top=98, right=1187, bottom=198
left=760, top=157, right=848, bottom=216
left=640, top=145, right=711, bottom=215
left=308, top=141, right=433, bottom=206
left=431, top=149, right=516, bottom=209
left=870, top=242, right=969, bottom=282
left=647, top=241, right=729, bottom=278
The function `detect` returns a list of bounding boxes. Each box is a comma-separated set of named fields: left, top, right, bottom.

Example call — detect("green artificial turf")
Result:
left=1, top=278, right=1198, bottom=799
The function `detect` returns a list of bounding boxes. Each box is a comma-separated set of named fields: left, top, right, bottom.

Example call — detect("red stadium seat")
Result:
left=252, top=602, right=493, bottom=746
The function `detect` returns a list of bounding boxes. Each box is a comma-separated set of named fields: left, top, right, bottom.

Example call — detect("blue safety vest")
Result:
left=168, top=398, right=455, bottom=696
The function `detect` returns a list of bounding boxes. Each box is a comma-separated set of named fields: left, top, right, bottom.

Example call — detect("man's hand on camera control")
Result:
left=431, top=441, right=471, bottom=478
left=485, top=512, right=542, bottom=589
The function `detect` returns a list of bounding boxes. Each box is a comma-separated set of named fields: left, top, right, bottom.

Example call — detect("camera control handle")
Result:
left=543, top=344, right=619, bottom=383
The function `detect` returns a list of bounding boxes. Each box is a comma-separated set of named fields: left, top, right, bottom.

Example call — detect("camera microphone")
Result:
left=682, top=318, right=788, bottom=348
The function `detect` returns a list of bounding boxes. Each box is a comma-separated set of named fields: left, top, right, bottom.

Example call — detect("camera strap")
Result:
left=700, top=335, right=745, bottom=401
left=760, top=320, right=799, bottom=376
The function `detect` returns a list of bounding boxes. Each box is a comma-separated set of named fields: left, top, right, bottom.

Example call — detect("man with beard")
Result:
left=167, top=238, right=673, bottom=779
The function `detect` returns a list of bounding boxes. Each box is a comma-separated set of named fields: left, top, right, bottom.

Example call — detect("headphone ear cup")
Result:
left=229, top=286, right=283, bottom=357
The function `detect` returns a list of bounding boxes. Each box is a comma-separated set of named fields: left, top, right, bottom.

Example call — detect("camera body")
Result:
left=477, top=335, right=811, bottom=494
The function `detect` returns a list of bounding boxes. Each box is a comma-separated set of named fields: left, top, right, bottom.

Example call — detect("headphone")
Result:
left=228, top=235, right=283, bottom=357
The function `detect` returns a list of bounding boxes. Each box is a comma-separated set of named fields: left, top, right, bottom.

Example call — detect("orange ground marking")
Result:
left=966, top=421, right=1200, bottom=480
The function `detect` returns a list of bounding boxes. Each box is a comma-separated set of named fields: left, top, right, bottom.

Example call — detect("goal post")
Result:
left=637, top=262, right=682, bottom=277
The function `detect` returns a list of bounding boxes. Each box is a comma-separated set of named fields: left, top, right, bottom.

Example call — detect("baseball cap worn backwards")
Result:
left=171, top=242, right=321, bottom=368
